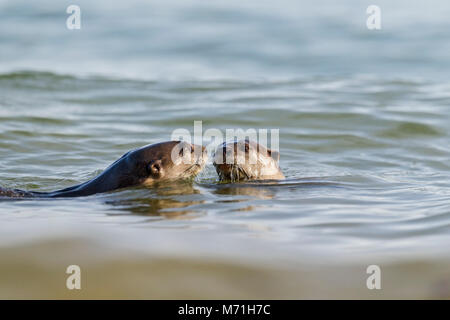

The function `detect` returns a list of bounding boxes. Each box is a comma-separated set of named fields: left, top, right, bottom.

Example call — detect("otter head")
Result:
left=124, top=141, right=207, bottom=186
left=213, top=139, right=284, bottom=181
left=47, top=141, right=208, bottom=197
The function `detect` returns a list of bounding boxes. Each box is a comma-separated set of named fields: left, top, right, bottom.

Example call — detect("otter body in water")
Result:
left=0, top=141, right=207, bottom=198
left=213, top=139, right=284, bottom=181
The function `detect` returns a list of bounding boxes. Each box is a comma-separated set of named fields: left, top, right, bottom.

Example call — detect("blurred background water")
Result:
left=0, top=0, right=450, bottom=298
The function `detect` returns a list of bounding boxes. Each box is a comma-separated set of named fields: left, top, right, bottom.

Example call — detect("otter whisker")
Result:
left=238, top=167, right=250, bottom=180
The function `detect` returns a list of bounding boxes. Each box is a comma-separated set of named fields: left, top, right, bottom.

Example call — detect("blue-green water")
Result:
left=0, top=0, right=449, bottom=298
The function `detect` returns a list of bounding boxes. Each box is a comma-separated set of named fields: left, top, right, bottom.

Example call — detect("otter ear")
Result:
left=267, top=149, right=280, bottom=161
left=148, top=160, right=164, bottom=178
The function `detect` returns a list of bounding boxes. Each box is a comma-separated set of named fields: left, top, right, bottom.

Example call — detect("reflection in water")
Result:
left=211, top=184, right=277, bottom=199
left=102, top=178, right=343, bottom=219
left=203, top=178, right=343, bottom=198
left=103, top=180, right=204, bottom=219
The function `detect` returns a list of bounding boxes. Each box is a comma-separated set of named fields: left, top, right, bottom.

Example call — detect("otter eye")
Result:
left=179, top=148, right=184, bottom=157
left=244, top=144, right=249, bottom=153
left=148, top=161, right=161, bottom=175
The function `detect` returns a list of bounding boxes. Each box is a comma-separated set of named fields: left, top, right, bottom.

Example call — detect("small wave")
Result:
left=0, top=70, right=77, bottom=81
left=377, top=121, right=444, bottom=139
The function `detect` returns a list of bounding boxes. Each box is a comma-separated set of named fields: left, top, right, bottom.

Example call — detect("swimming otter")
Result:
left=213, top=139, right=285, bottom=181
left=0, top=141, right=207, bottom=198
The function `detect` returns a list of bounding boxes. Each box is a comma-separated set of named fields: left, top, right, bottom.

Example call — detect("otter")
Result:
left=0, top=141, right=207, bottom=198
left=213, top=139, right=285, bottom=181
